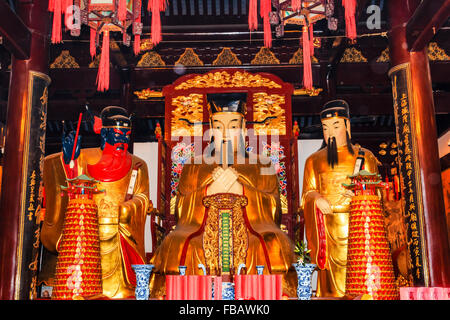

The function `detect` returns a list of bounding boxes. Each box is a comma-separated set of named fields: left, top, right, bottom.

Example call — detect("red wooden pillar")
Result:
left=388, top=0, right=450, bottom=287
left=0, top=0, right=50, bottom=299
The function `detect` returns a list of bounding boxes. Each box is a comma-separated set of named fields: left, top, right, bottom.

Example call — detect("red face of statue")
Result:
left=88, top=127, right=133, bottom=182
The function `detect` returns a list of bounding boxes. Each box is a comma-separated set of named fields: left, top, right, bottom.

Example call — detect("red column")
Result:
left=0, top=0, right=50, bottom=299
left=388, top=0, right=450, bottom=287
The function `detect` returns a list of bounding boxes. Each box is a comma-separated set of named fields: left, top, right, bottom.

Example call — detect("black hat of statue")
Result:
left=207, top=93, right=247, bottom=115
left=100, top=106, right=131, bottom=128
left=320, top=99, right=350, bottom=120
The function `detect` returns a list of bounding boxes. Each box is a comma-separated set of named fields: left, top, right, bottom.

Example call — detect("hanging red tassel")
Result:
left=309, top=24, right=314, bottom=56
left=134, top=1, right=142, bottom=55
left=96, top=31, right=110, bottom=92
left=48, top=0, right=55, bottom=12
left=302, top=26, right=313, bottom=90
left=134, top=34, right=141, bottom=55
left=63, top=0, right=72, bottom=29
left=118, top=0, right=127, bottom=22
left=260, top=0, right=272, bottom=48
left=90, top=27, right=96, bottom=59
left=148, top=0, right=165, bottom=45
left=342, top=0, right=357, bottom=40
left=263, top=17, right=272, bottom=48
left=51, top=0, right=62, bottom=43
left=291, top=0, right=301, bottom=12
left=151, top=0, right=162, bottom=45
left=248, top=0, right=258, bottom=31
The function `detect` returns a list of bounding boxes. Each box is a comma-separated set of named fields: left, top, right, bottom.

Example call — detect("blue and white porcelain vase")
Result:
left=222, top=282, right=235, bottom=300
left=178, top=265, right=187, bottom=275
left=256, top=265, right=264, bottom=275
left=293, top=263, right=316, bottom=300
left=132, top=264, right=154, bottom=300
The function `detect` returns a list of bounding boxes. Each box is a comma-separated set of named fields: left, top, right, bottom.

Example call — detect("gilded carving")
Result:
left=89, top=54, right=101, bottom=68
left=340, top=47, right=368, bottom=63
left=137, top=51, right=166, bottom=67
left=171, top=94, right=204, bottom=137
left=293, top=87, right=323, bottom=96
left=139, top=38, right=155, bottom=52
left=50, top=50, right=80, bottom=69
left=427, top=42, right=450, bottom=61
left=175, top=48, right=204, bottom=66
left=289, top=48, right=319, bottom=64
left=253, top=92, right=286, bottom=135
left=202, top=194, right=248, bottom=275
left=376, top=48, right=390, bottom=63
left=134, top=88, right=164, bottom=99
left=174, top=71, right=282, bottom=90
left=251, top=47, right=280, bottom=65
left=212, top=48, right=242, bottom=66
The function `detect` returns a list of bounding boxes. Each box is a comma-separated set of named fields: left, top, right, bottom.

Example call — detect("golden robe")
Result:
left=149, top=157, right=297, bottom=297
left=41, top=148, right=150, bottom=299
left=301, top=144, right=379, bottom=297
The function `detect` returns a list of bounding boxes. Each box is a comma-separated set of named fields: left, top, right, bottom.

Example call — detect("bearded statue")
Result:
left=40, top=106, right=151, bottom=299
left=149, top=93, right=297, bottom=298
left=301, top=100, right=380, bottom=297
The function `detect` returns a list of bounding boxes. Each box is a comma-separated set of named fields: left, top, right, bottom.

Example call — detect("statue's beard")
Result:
left=102, top=142, right=129, bottom=168
left=323, top=132, right=354, bottom=169
left=327, top=137, right=338, bottom=169
left=209, top=135, right=247, bottom=164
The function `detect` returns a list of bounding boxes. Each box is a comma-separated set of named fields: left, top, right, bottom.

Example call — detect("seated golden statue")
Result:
left=149, top=93, right=297, bottom=297
left=301, top=100, right=380, bottom=297
left=41, top=106, right=151, bottom=299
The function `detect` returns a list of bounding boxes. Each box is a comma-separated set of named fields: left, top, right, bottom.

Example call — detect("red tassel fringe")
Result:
left=134, top=34, right=141, bottom=55
left=260, top=0, right=272, bottom=48
left=118, top=0, right=127, bottom=22
left=148, top=0, right=165, bottom=45
left=342, top=0, right=357, bottom=40
left=291, top=0, right=301, bottom=12
left=263, top=17, right=272, bottom=48
left=90, top=28, right=96, bottom=59
left=63, top=0, right=72, bottom=29
left=248, top=0, right=258, bottom=31
left=51, top=0, right=62, bottom=43
left=302, top=26, right=313, bottom=90
left=96, top=31, right=110, bottom=92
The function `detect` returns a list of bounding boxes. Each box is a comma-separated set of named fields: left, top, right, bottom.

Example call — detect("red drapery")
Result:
left=119, top=234, right=145, bottom=287
left=165, top=274, right=283, bottom=300
left=234, top=274, right=282, bottom=300
left=399, top=287, right=450, bottom=300
left=166, top=275, right=217, bottom=300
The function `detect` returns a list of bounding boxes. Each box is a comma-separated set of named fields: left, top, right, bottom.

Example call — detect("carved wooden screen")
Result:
left=162, top=69, right=299, bottom=240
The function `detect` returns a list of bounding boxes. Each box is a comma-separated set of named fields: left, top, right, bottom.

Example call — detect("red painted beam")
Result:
left=0, top=1, right=31, bottom=59
left=406, top=0, right=450, bottom=52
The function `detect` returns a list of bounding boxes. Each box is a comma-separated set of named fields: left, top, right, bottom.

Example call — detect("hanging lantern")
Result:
left=267, top=0, right=358, bottom=89
left=278, top=1, right=326, bottom=90
left=48, top=0, right=144, bottom=92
